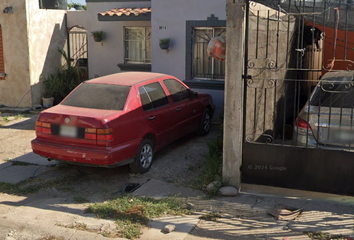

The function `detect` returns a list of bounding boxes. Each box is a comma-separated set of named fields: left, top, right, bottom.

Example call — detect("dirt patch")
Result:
left=0, top=113, right=37, bottom=162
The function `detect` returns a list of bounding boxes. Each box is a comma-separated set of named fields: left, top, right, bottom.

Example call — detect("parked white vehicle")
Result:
left=294, top=71, right=354, bottom=150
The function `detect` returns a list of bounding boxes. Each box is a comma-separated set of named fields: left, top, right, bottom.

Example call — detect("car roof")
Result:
left=85, top=72, right=171, bottom=86
left=321, top=71, right=354, bottom=82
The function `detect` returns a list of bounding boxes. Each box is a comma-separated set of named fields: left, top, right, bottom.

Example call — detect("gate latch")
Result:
left=242, top=75, right=252, bottom=80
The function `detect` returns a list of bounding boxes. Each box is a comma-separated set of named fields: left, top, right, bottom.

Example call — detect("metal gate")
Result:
left=68, top=26, right=88, bottom=79
left=241, top=0, right=354, bottom=195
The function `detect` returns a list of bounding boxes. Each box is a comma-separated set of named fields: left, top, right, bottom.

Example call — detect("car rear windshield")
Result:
left=310, top=82, right=354, bottom=108
left=62, top=83, right=130, bottom=110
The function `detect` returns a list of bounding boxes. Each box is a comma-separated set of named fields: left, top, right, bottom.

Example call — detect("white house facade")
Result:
left=67, top=0, right=226, bottom=117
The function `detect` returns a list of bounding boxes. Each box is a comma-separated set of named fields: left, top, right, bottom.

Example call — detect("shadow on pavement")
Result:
left=1, top=115, right=37, bottom=130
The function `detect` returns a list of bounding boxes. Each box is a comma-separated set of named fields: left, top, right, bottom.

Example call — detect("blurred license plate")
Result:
left=60, top=125, right=77, bottom=138
left=334, top=130, right=354, bottom=143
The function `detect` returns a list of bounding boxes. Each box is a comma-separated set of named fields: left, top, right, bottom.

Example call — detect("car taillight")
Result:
left=294, top=117, right=311, bottom=130
left=36, top=121, right=52, bottom=134
left=97, top=128, right=114, bottom=141
left=85, top=128, right=114, bottom=141
left=85, top=128, right=97, bottom=140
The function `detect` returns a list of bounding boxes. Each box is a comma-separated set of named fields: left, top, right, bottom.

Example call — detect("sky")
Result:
left=68, top=0, right=86, bottom=5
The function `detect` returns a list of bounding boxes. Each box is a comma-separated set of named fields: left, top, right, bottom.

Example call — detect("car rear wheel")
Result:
left=197, top=108, right=211, bottom=136
left=130, top=138, right=154, bottom=174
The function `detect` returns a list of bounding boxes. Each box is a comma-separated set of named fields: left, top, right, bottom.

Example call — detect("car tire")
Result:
left=130, top=138, right=154, bottom=174
left=197, top=108, right=211, bottom=136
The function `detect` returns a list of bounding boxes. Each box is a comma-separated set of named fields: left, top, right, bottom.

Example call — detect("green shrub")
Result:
left=42, top=49, right=84, bottom=103
left=193, top=111, right=224, bottom=191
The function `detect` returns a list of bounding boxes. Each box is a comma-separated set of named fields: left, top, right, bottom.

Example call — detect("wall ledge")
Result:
left=117, top=63, right=151, bottom=72
left=183, top=79, right=225, bottom=90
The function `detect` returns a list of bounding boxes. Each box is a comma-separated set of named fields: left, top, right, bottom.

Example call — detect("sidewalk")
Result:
left=132, top=179, right=354, bottom=240
left=0, top=151, right=353, bottom=240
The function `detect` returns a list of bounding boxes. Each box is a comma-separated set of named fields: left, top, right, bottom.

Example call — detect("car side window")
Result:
left=138, top=87, right=153, bottom=111
left=163, top=79, right=190, bottom=103
left=138, top=82, right=169, bottom=111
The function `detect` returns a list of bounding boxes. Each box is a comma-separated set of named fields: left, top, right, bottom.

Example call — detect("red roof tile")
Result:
left=99, top=7, right=151, bottom=17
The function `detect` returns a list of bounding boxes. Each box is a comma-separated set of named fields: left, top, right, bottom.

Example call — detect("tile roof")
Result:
left=99, top=7, right=151, bottom=17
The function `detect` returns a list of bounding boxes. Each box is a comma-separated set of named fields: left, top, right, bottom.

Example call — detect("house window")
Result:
left=124, top=27, right=151, bottom=64
left=0, top=25, right=5, bottom=80
left=193, top=27, right=225, bottom=80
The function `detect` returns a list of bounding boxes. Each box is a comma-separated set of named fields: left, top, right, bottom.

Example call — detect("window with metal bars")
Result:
left=124, top=27, right=151, bottom=64
left=192, top=27, right=225, bottom=80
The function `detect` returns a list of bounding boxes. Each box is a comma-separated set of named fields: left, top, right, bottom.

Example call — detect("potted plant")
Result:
left=91, top=31, right=105, bottom=42
left=42, top=49, right=84, bottom=107
left=159, top=38, right=170, bottom=50
left=42, top=74, right=56, bottom=108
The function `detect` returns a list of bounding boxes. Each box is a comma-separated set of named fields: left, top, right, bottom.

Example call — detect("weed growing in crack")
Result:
left=191, top=111, right=224, bottom=194
left=199, top=212, right=221, bottom=221
left=304, top=231, right=349, bottom=240
left=86, top=195, right=190, bottom=239
left=3, top=116, right=9, bottom=122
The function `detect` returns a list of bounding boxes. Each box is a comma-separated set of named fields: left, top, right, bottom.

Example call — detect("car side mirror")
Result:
left=190, top=90, right=198, bottom=99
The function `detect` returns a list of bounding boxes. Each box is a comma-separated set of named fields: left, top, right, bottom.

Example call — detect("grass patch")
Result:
left=74, top=196, right=90, bottom=203
left=86, top=195, right=190, bottom=239
left=37, top=236, right=65, bottom=240
left=0, top=174, right=78, bottom=196
left=191, top=115, right=224, bottom=193
left=3, top=116, right=9, bottom=122
left=304, top=231, right=349, bottom=240
left=0, top=182, right=40, bottom=195
left=1, top=114, right=24, bottom=124
left=188, top=111, right=228, bottom=197
left=11, top=161, right=34, bottom=166
left=188, top=163, right=202, bottom=171
left=15, top=114, right=24, bottom=120
left=0, top=182, right=21, bottom=194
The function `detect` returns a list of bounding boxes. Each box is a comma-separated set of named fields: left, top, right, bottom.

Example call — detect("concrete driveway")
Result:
left=2, top=111, right=354, bottom=240
left=0, top=111, right=218, bottom=239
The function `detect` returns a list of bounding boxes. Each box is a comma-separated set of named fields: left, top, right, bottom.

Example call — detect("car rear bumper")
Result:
left=293, top=130, right=317, bottom=147
left=31, top=138, right=140, bottom=167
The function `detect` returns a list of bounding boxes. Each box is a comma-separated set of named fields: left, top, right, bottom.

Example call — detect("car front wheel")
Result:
left=197, top=108, right=211, bottom=136
left=130, top=138, right=154, bottom=174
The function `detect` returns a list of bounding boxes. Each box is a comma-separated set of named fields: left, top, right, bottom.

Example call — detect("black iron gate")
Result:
left=241, top=0, right=354, bottom=195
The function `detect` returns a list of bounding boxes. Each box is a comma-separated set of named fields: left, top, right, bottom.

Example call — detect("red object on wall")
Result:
left=207, top=37, right=226, bottom=61
left=0, top=25, right=5, bottom=80
left=305, top=20, right=354, bottom=73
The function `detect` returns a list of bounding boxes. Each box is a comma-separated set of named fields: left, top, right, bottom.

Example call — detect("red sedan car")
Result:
left=32, top=72, right=214, bottom=173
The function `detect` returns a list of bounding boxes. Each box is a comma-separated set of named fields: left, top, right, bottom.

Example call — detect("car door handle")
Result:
left=176, top=108, right=182, bottom=112
left=148, top=116, right=156, bottom=120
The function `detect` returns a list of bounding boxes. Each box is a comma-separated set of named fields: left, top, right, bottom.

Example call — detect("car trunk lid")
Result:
left=306, top=71, right=354, bottom=147
left=307, top=106, right=354, bottom=147
left=36, top=105, right=122, bottom=147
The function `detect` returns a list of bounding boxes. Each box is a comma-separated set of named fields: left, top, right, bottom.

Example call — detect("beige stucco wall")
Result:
left=0, top=0, right=67, bottom=108
left=0, top=0, right=31, bottom=107
left=67, top=1, right=151, bottom=78
left=27, top=0, right=67, bottom=106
